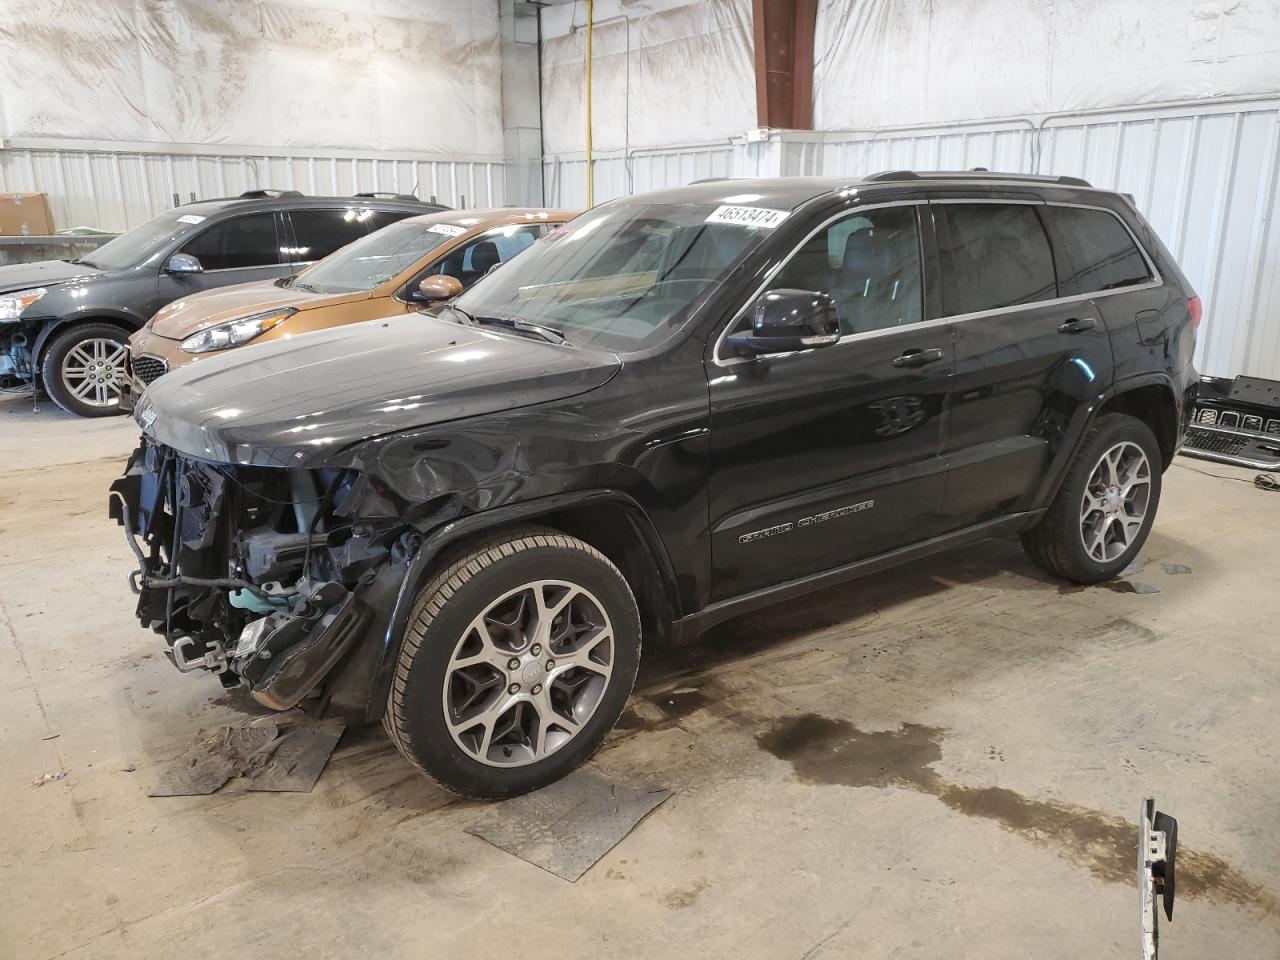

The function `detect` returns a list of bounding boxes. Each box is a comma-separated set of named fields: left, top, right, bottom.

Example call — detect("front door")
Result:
left=707, top=203, right=954, bottom=601
left=933, top=200, right=1116, bottom=527
left=154, top=210, right=293, bottom=308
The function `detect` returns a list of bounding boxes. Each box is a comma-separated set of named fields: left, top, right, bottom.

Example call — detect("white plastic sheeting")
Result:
left=539, top=0, right=755, bottom=156
left=0, top=0, right=503, bottom=156
left=813, top=0, right=1280, bottom=130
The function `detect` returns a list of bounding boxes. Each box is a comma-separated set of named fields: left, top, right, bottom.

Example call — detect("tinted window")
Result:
left=433, top=224, right=543, bottom=289
left=769, top=205, right=923, bottom=335
left=287, top=208, right=372, bottom=262
left=1041, top=205, right=1152, bottom=296
left=181, top=213, right=282, bottom=270
left=364, top=210, right=420, bottom=231
left=938, top=204, right=1057, bottom=315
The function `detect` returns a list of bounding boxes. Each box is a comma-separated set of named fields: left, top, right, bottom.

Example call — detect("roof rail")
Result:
left=863, top=170, right=1093, bottom=188
left=353, top=191, right=422, bottom=202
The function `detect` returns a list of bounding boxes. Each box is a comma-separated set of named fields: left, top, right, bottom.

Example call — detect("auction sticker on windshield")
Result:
left=705, top=205, right=790, bottom=228
left=176, top=214, right=206, bottom=225
left=428, top=223, right=468, bottom=237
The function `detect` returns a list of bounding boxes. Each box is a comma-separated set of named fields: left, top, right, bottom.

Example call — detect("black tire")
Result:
left=384, top=527, right=641, bottom=799
left=40, top=322, right=131, bottom=418
left=1021, top=413, right=1163, bottom=583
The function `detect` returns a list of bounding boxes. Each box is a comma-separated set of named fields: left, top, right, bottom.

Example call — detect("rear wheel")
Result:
left=41, top=322, right=130, bottom=417
left=384, top=528, right=641, bottom=798
left=1021, top=413, right=1163, bottom=583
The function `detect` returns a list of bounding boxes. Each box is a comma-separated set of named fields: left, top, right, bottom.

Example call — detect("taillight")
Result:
left=1187, top=295, right=1203, bottom=329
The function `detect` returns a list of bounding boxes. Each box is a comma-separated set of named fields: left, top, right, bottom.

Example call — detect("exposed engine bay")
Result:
left=108, top=437, right=415, bottom=715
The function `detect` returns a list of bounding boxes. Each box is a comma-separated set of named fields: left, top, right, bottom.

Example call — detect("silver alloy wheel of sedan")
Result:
left=442, top=579, right=614, bottom=767
left=61, top=337, right=127, bottom=408
left=1080, top=440, right=1151, bottom=562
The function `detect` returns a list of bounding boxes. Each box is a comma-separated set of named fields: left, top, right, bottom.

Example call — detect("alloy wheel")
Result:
left=61, top=337, right=127, bottom=408
left=1080, top=440, right=1151, bottom=563
left=441, top=579, right=614, bottom=767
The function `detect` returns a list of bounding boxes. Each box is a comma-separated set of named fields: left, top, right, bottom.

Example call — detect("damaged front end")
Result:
left=108, top=437, right=416, bottom=715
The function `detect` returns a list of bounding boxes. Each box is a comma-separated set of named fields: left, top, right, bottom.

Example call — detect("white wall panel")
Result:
left=0, top=145, right=506, bottom=233
left=543, top=142, right=735, bottom=209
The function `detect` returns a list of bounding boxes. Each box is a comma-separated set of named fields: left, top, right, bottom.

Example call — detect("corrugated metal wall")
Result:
left=0, top=143, right=507, bottom=233
left=543, top=142, right=736, bottom=209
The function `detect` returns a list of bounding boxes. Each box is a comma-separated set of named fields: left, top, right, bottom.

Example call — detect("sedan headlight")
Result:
left=0, top=287, right=47, bottom=321
left=180, top=307, right=295, bottom=354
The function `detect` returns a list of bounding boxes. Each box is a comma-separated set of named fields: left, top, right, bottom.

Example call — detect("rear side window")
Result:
left=937, top=204, right=1057, bottom=315
left=181, top=213, right=282, bottom=270
left=1041, top=205, right=1152, bottom=296
left=287, top=208, right=373, bottom=262
left=364, top=210, right=420, bottom=231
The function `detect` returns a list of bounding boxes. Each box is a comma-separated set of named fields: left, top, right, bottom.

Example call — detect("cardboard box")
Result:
left=0, top=193, right=54, bottom=236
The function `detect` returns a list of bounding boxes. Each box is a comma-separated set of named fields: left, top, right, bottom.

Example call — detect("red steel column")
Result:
left=752, top=0, right=818, bottom=129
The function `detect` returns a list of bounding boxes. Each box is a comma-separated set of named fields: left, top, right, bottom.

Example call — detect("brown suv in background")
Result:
left=125, top=207, right=575, bottom=394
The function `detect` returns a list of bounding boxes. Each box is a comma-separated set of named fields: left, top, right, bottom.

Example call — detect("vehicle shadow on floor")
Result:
left=635, top=529, right=1204, bottom=694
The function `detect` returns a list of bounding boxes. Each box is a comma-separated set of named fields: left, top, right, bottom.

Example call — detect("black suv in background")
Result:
left=112, top=171, right=1198, bottom=799
left=0, top=190, right=443, bottom=416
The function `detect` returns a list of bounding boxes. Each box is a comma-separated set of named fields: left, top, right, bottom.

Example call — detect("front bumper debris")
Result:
left=108, top=438, right=392, bottom=713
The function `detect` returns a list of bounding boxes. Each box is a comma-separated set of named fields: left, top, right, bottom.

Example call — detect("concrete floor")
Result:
left=2, top=392, right=1278, bottom=959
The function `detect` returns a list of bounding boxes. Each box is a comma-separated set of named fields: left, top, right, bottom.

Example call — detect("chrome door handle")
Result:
left=1058, top=317, right=1098, bottom=334
left=891, top=347, right=945, bottom=368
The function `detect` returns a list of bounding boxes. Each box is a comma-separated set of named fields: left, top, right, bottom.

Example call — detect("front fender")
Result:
left=32, top=308, right=146, bottom=361
left=363, top=488, right=678, bottom=724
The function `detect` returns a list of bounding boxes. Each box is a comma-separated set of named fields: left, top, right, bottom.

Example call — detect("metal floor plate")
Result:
left=465, top=766, right=672, bottom=881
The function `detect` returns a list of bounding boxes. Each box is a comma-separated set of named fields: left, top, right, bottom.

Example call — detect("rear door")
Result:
left=1038, top=203, right=1163, bottom=382
left=283, top=206, right=377, bottom=269
left=706, top=202, right=954, bottom=601
left=936, top=200, right=1113, bottom=527
left=155, top=210, right=292, bottom=302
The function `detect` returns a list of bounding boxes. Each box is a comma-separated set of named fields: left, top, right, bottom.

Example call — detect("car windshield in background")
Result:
left=79, top=211, right=203, bottom=271
left=294, top=219, right=458, bottom=294
left=451, top=201, right=776, bottom=352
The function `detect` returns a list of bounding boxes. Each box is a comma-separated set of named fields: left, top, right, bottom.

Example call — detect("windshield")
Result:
left=294, top=219, right=459, bottom=294
left=451, top=201, right=776, bottom=351
left=81, top=210, right=206, bottom=271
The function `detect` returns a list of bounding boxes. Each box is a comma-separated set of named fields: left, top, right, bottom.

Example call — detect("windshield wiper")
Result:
left=291, top=281, right=319, bottom=293
left=473, top=315, right=567, bottom=345
left=69, top=258, right=98, bottom=269
left=443, top=303, right=477, bottom=326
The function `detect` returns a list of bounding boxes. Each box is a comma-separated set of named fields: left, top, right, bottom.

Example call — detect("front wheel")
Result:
left=40, top=322, right=131, bottom=417
left=1022, top=413, right=1163, bottom=583
left=384, top=528, right=641, bottom=799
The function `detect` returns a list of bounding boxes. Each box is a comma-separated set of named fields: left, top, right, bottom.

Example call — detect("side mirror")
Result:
left=413, top=274, right=464, bottom=302
left=165, top=253, right=203, bottom=274
left=727, top=288, right=840, bottom=356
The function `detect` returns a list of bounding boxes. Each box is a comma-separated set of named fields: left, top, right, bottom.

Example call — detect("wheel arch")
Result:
left=1096, top=378, right=1180, bottom=470
left=365, top=489, right=680, bottom=724
left=32, top=311, right=142, bottom=364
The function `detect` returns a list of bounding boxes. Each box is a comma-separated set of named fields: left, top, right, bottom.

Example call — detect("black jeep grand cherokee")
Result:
left=111, top=171, right=1199, bottom=798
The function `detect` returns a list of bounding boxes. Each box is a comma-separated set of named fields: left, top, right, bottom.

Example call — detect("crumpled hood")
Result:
left=0, top=258, right=103, bottom=293
left=148, top=280, right=355, bottom=339
left=135, top=313, right=621, bottom=466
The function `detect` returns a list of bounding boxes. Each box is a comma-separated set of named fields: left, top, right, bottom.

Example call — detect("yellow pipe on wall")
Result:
left=585, top=0, right=593, bottom=207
